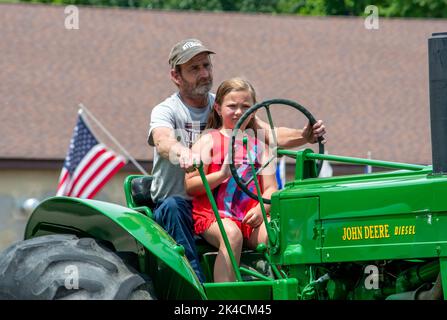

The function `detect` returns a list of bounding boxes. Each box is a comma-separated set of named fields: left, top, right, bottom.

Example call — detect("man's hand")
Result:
left=178, top=148, right=201, bottom=173
left=302, top=120, right=327, bottom=144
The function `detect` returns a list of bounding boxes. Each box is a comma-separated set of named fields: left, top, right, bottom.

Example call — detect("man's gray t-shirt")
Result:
left=148, top=92, right=215, bottom=203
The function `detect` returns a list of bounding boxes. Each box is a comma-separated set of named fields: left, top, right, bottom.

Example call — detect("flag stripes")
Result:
left=56, top=114, right=127, bottom=199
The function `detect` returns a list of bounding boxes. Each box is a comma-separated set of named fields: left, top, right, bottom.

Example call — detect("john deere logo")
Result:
left=342, top=224, right=416, bottom=241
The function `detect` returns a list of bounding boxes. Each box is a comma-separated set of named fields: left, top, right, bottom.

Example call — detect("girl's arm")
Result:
left=185, top=134, right=232, bottom=196
left=242, top=143, right=278, bottom=227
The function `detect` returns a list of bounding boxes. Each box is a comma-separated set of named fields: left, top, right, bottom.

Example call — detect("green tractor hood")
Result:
left=272, top=166, right=447, bottom=265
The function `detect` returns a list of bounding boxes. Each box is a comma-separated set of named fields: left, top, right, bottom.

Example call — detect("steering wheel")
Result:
left=229, top=98, right=324, bottom=204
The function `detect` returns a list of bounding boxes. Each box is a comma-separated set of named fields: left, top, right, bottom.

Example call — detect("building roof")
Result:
left=2, top=3, right=447, bottom=166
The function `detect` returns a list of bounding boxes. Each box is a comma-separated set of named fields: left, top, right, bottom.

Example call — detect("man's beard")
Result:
left=181, top=76, right=213, bottom=98
left=191, top=81, right=213, bottom=96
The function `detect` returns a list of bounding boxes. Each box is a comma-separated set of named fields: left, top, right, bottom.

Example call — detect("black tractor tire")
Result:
left=0, top=234, right=156, bottom=300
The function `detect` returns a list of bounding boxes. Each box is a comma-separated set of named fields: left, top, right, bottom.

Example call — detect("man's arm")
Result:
left=254, top=117, right=326, bottom=148
left=151, top=127, right=198, bottom=171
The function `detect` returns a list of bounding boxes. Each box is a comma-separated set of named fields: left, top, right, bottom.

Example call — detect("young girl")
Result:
left=185, top=78, right=277, bottom=282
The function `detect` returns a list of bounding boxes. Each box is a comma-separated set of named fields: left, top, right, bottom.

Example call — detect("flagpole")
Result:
left=78, top=103, right=149, bottom=175
left=366, top=151, right=372, bottom=174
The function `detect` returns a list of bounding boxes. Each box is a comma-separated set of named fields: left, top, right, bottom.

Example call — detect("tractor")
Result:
left=0, top=33, right=446, bottom=300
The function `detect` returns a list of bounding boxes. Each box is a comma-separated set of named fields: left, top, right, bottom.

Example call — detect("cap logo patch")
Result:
left=182, top=41, right=202, bottom=50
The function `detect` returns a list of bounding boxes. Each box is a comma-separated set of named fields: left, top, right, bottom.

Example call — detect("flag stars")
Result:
left=61, top=116, right=99, bottom=174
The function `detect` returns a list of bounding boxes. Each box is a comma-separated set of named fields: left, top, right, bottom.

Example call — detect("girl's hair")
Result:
left=206, top=77, right=257, bottom=130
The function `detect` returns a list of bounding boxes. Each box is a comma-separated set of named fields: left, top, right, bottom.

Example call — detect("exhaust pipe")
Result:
left=429, top=32, right=447, bottom=175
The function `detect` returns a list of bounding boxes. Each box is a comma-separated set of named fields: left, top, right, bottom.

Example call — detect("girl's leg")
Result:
left=202, top=219, right=243, bottom=282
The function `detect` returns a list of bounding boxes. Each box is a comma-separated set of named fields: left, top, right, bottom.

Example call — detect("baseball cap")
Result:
left=168, top=39, right=215, bottom=68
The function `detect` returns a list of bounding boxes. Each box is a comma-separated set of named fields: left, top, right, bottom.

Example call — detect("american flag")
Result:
left=56, top=113, right=127, bottom=199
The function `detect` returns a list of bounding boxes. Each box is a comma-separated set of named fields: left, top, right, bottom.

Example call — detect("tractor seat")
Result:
left=124, top=175, right=155, bottom=213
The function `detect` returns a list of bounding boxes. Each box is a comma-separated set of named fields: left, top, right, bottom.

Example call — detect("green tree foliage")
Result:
left=15, top=0, right=447, bottom=18
left=379, top=0, right=447, bottom=18
left=276, top=0, right=447, bottom=18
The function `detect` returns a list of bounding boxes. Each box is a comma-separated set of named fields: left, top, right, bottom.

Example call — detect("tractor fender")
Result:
left=24, top=196, right=206, bottom=300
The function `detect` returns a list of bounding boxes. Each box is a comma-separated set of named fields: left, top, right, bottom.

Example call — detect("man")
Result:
left=148, top=38, right=326, bottom=283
